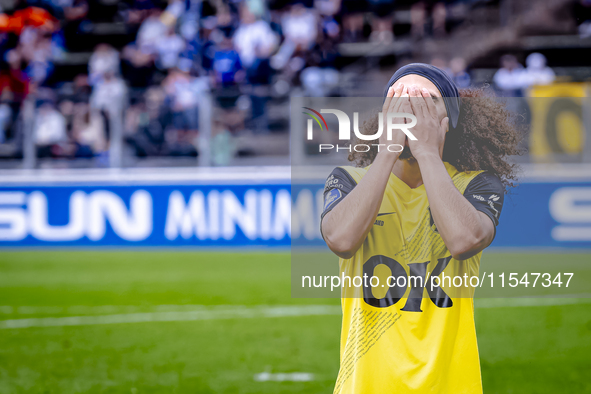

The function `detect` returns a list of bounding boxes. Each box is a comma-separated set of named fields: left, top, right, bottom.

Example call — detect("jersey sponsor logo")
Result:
left=324, top=188, right=342, bottom=211
left=473, top=194, right=500, bottom=219
left=488, top=201, right=499, bottom=215
left=362, top=255, right=453, bottom=311
left=486, top=198, right=500, bottom=218
left=374, top=219, right=384, bottom=226
left=376, top=212, right=396, bottom=217
left=324, top=175, right=343, bottom=192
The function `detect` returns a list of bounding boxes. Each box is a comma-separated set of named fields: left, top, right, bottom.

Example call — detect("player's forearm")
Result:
left=416, top=153, right=491, bottom=259
left=322, top=152, right=397, bottom=258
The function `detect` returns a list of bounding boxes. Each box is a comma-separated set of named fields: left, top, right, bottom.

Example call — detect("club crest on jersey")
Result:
left=324, top=189, right=342, bottom=211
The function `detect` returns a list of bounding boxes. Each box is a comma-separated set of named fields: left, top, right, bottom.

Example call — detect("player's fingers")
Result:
left=421, top=87, right=438, bottom=117
left=386, top=83, right=404, bottom=114
left=409, top=85, right=427, bottom=118
left=392, top=94, right=412, bottom=133
left=383, top=83, right=403, bottom=111
left=389, top=84, right=407, bottom=114
left=382, top=86, right=395, bottom=113
left=390, top=85, right=409, bottom=126
left=394, top=83, right=404, bottom=97
left=404, top=99, right=415, bottom=126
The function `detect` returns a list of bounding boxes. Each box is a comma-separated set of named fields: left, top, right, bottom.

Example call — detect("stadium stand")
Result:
left=0, top=0, right=588, bottom=168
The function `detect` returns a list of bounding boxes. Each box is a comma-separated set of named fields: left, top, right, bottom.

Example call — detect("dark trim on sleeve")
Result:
left=463, top=172, right=505, bottom=241
left=320, top=167, right=358, bottom=241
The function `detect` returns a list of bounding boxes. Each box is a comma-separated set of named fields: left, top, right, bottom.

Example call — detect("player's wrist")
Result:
left=376, top=149, right=400, bottom=166
left=412, top=148, right=441, bottom=163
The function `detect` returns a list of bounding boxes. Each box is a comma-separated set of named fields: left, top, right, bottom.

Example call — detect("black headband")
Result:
left=383, top=63, right=461, bottom=128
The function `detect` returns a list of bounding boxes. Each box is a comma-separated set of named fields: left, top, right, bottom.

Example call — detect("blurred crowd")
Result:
left=0, top=0, right=566, bottom=165
left=430, top=52, right=556, bottom=97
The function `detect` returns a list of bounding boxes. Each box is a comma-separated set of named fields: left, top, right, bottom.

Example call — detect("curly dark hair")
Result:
left=347, top=87, right=522, bottom=189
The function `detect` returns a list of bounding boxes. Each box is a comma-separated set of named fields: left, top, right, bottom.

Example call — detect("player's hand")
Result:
left=380, top=83, right=409, bottom=161
left=407, top=85, right=448, bottom=161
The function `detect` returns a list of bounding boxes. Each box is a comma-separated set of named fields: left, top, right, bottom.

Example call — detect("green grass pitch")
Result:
left=0, top=251, right=590, bottom=393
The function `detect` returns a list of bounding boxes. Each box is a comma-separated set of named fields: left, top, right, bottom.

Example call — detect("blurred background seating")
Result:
left=0, top=0, right=589, bottom=168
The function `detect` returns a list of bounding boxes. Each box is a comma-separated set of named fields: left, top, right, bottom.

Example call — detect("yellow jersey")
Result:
left=321, top=162, right=505, bottom=394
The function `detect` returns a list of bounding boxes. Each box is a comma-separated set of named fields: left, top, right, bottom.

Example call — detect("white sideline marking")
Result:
left=1, top=298, right=590, bottom=330
left=254, top=372, right=314, bottom=382
left=0, top=305, right=342, bottom=329
left=0, top=304, right=277, bottom=315
left=475, top=297, right=591, bottom=308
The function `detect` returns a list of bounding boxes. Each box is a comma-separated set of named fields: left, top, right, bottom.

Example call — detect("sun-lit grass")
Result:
left=0, top=251, right=589, bottom=393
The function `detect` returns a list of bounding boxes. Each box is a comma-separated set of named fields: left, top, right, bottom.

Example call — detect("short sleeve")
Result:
left=320, top=167, right=358, bottom=220
left=463, top=172, right=505, bottom=227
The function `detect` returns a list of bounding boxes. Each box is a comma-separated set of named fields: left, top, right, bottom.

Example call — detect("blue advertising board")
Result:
left=0, top=183, right=291, bottom=247
left=494, top=182, right=591, bottom=248
left=0, top=172, right=589, bottom=248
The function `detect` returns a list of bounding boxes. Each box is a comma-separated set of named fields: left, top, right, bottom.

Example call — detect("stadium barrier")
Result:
left=0, top=166, right=590, bottom=248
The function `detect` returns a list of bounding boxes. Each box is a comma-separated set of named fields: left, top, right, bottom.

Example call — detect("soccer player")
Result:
left=321, top=63, right=520, bottom=393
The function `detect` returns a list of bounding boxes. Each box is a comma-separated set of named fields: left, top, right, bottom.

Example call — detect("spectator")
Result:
left=0, top=6, right=59, bottom=35
left=124, top=0, right=158, bottom=26
left=136, top=8, right=168, bottom=54
left=576, top=0, right=591, bottom=37
left=493, top=54, right=526, bottom=97
left=125, top=86, right=168, bottom=156
left=160, top=0, right=186, bottom=27
left=0, top=50, right=30, bottom=146
left=62, top=0, right=89, bottom=51
left=90, top=71, right=127, bottom=118
left=121, top=43, right=156, bottom=88
left=340, top=0, right=365, bottom=43
left=34, top=100, right=67, bottom=157
left=315, top=0, right=341, bottom=19
left=63, top=0, right=89, bottom=23
left=211, top=33, right=245, bottom=136
left=233, top=5, right=278, bottom=133
left=523, top=52, right=555, bottom=87
left=72, top=102, right=107, bottom=156
left=233, top=5, right=278, bottom=69
left=0, top=49, right=30, bottom=103
left=19, top=26, right=62, bottom=85
left=271, top=3, right=318, bottom=70
left=88, top=44, right=120, bottom=86
left=213, top=3, right=238, bottom=38
left=411, top=0, right=447, bottom=39
left=72, top=74, right=92, bottom=102
left=212, top=34, right=243, bottom=88
left=245, top=45, right=273, bottom=132
left=282, top=3, right=318, bottom=50
left=0, top=95, right=12, bottom=144
left=319, top=13, right=340, bottom=42
left=155, top=27, right=186, bottom=70
left=300, top=66, right=339, bottom=96
left=493, top=54, right=530, bottom=156
left=59, top=98, right=74, bottom=136
left=162, top=67, right=207, bottom=134
left=430, top=56, right=450, bottom=73
left=449, top=56, right=470, bottom=88
left=368, top=0, right=395, bottom=43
